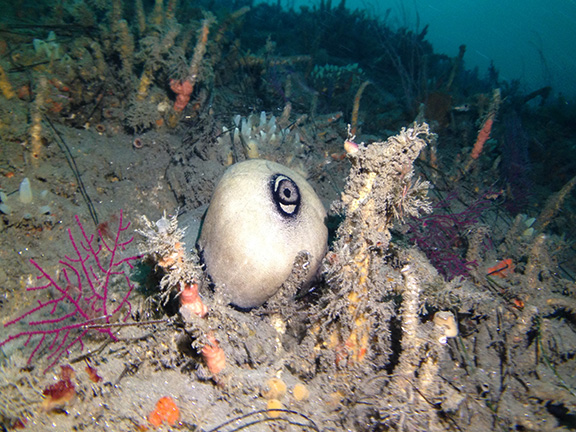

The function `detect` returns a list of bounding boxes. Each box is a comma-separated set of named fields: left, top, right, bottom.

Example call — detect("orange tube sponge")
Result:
left=471, top=116, right=493, bottom=159
left=487, top=258, right=514, bottom=278
left=170, top=79, right=194, bottom=112
left=179, top=282, right=208, bottom=319
left=201, top=333, right=226, bottom=375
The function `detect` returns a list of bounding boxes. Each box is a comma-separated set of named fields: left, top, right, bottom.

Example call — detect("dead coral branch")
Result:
left=319, top=123, right=435, bottom=368
left=535, top=174, right=576, bottom=232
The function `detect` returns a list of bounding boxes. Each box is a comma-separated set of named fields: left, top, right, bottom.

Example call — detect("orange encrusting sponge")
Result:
left=148, top=396, right=180, bottom=428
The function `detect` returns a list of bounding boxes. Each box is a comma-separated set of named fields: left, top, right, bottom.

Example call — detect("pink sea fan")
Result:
left=0, top=210, right=138, bottom=371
